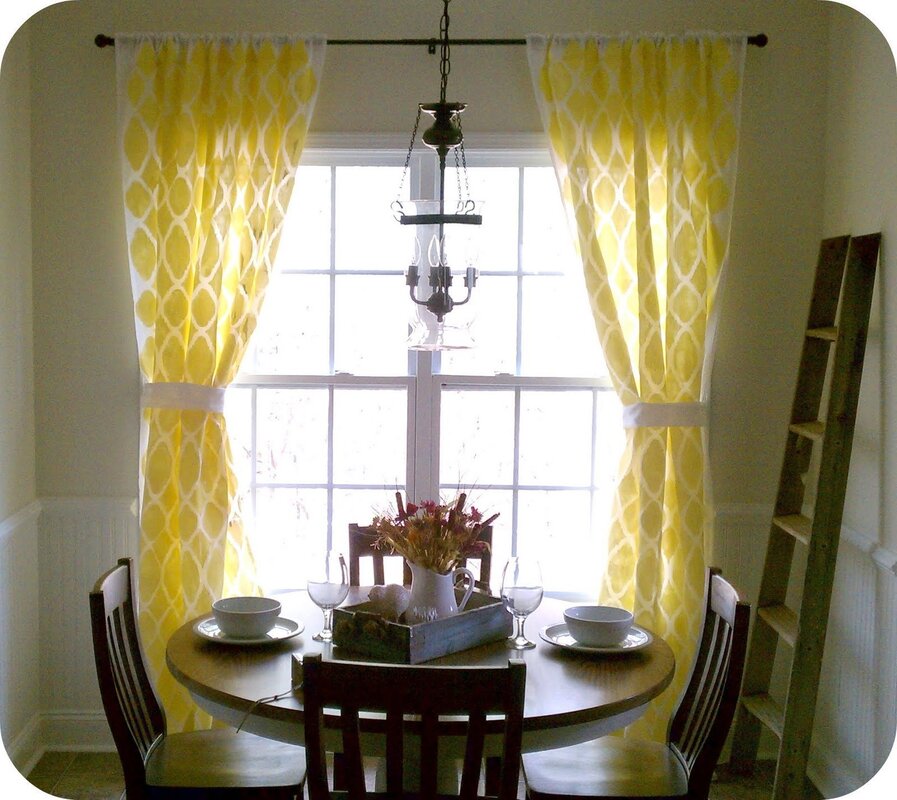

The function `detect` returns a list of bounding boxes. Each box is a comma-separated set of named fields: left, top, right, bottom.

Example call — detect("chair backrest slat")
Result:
left=460, top=712, right=487, bottom=799
left=668, top=568, right=750, bottom=798
left=302, top=654, right=525, bottom=800
left=348, top=522, right=494, bottom=590
left=90, top=558, right=167, bottom=798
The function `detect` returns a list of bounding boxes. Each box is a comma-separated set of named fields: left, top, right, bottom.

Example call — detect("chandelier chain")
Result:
left=439, top=0, right=451, bottom=103
left=394, top=105, right=422, bottom=209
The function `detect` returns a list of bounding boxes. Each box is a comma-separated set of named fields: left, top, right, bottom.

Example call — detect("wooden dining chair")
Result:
left=521, top=567, right=750, bottom=800
left=302, top=653, right=526, bottom=800
left=89, top=557, right=306, bottom=799
left=348, top=522, right=494, bottom=590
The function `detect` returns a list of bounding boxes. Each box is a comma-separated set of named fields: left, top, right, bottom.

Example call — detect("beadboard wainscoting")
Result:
left=714, top=504, right=897, bottom=798
left=37, top=497, right=138, bottom=754
left=0, top=502, right=42, bottom=773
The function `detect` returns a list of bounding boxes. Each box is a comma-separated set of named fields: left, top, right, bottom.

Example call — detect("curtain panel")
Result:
left=528, top=33, right=745, bottom=738
left=116, top=33, right=324, bottom=730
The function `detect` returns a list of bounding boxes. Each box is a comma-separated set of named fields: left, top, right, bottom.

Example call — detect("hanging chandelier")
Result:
left=393, top=0, right=482, bottom=350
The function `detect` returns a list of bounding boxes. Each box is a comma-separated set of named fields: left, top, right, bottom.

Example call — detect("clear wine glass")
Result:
left=500, top=557, right=544, bottom=650
left=307, top=552, right=349, bottom=642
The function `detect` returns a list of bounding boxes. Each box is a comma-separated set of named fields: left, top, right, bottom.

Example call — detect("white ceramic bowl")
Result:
left=212, top=596, right=282, bottom=639
left=564, top=605, right=634, bottom=647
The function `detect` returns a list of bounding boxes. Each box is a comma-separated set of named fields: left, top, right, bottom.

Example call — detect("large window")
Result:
left=226, top=147, right=623, bottom=598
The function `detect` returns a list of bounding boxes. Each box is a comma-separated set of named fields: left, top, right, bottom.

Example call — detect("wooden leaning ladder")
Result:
left=728, top=233, right=881, bottom=800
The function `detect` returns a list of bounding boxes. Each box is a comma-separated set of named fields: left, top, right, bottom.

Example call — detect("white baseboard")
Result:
left=40, top=712, right=114, bottom=751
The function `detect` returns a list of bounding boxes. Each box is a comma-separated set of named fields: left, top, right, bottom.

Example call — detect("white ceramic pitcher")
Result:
left=406, top=562, right=475, bottom=624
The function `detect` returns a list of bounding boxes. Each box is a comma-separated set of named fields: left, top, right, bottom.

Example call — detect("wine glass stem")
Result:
left=322, top=608, right=333, bottom=638
left=511, top=614, right=534, bottom=649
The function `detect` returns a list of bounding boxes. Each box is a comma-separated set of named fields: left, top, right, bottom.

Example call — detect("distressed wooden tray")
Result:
left=332, top=589, right=512, bottom=664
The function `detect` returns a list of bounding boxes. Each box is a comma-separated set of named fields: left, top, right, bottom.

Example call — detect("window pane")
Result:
left=594, top=392, right=625, bottom=487
left=517, top=489, right=596, bottom=597
left=333, top=488, right=409, bottom=584
left=248, top=274, right=330, bottom=374
left=520, top=274, right=606, bottom=377
left=335, top=166, right=410, bottom=270
left=438, top=276, right=517, bottom=375
left=276, top=165, right=331, bottom=271
left=440, top=389, right=515, bottom=486
left=333, top=388, right=407, bottom=485
left=225, top=386, right=253, bottom=494
left=445, top=166, right=519, bottom=272
left=518, top=391, right=593, bottom=485
left=522, top=167, right=577, bottom=274
left=252, top=487, right=328, bottom=592
left=457, top=487, right=512, bottom=594
left=256, top=388, right=329, bottom=483
left=334, top=275, right=409, bottom=375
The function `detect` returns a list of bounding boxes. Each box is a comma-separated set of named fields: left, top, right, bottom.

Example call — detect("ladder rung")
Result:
left=741, top=693, right=784, bottom=738
left=789, top=420, right=825, bottom=440
left=806, top=326, right=838, bottom=341
left=773, top=514, right=812, bottom=545
left=758, top=604, right=799, bottom=646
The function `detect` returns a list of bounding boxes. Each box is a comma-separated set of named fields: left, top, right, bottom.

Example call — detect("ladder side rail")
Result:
left=773, top=233, right=880, bottom=800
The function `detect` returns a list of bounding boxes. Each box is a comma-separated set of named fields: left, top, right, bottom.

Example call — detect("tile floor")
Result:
left=25, top=750, right=819, bottom=800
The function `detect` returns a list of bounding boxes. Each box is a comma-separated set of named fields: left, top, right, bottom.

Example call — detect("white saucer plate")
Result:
left=539, top=623, right=652, bottom=654
left=193, top=616, right=304, bottom=646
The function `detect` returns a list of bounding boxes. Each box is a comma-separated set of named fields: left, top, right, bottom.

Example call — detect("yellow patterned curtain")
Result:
left=116, top=34, right=324, bottom=730
left=528, top=34, right=745, bottom=738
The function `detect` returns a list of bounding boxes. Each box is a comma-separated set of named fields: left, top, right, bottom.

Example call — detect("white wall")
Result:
left=0, top=13, right=40, bottom=780
left=5, top=0, right=895, bottom=794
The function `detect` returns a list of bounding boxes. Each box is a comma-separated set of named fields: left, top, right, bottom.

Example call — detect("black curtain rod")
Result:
left=94, top=33, right=768, bottom=50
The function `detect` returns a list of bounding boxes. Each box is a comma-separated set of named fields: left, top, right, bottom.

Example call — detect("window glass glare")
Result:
left=438, top=277, right=517, bottom=375
left=335, top=166, right=409, bottom=270
left=594, top=392, right=625, bottom=485
left=440, top=389, right=515, bottom=486
left=256, top=389, right=329, bottom=484
left=522, top=167, right=577, bottom=274
left=334, top=275, right=409, bottom=375
left=520, top=273, right=605, bottom=378
left=333, top=487, right=409, bottom=583
left=445, top=166, right=518, bottom=272
left=517, top=489, right=595, bottom=596
left=456, top=487, right=512, bottom=594
left=518, top=391, right=593, bottom=486
left=276, top=165, right=331, bottom=271
left=247, top=274, right=330, bottom=374
left=253, top=487, right=328, bottom=592
left=224, top=386, right=253, bottom=501
left=332, top=389, right=407, bottom=486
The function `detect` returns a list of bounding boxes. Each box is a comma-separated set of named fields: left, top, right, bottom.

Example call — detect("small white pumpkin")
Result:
left=368, top=583, right=411, bottom=621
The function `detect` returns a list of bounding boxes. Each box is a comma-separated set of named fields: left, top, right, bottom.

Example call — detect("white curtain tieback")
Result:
left=621, top=401, right=707, bottom=429
left=141, top=382, right=226, bottom=414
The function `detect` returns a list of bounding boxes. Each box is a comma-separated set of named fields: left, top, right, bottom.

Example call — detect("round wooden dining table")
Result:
left=166, top=588, right=674, bottom=755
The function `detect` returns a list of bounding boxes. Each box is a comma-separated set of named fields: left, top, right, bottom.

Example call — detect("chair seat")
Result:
left=146, top=728, right=306, bottom=790
left=522, top=736, right=689, bottom=800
